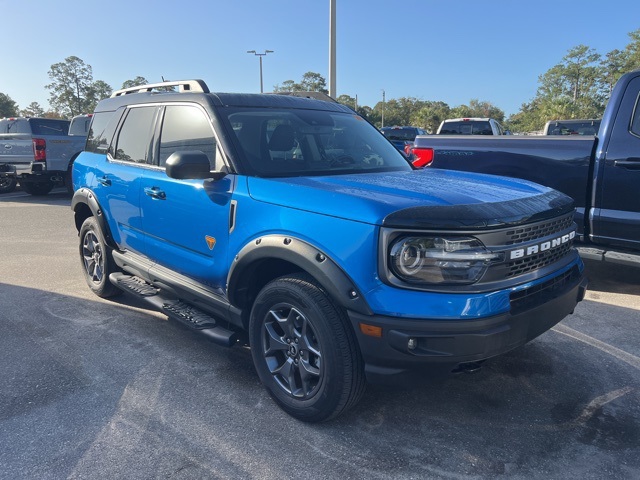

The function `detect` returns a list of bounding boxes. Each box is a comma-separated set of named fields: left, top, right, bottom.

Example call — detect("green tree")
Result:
left=45, top=56, right=112, bottom=117
left=273, top=72, right=328, bottom=93
left=0, top=93, right=19, bottom=117
left=121, top=76, right=149, bottom=89
left=20, top=102, right=45, bottom=117
left=411, top=101, right=451, bottom=133
left=336, top=94, right=357, bottom=109
left=46, top=56, right=94, bottom=117
left=273, top=79, right=300, bottom=92
left=86, top=80, right=113, bottom=112
left=600, top=49, right=627, bottom=96
left=622, top=28, right=640, bottom=72
left=299, top=72, right=328, bottom=93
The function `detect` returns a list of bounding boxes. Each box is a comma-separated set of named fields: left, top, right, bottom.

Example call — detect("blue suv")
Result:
left=72, top=80, right=587, bottom=422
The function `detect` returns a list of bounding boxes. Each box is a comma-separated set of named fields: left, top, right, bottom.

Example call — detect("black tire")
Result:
left=21, top=180, right=54, bottom=196
left=65, top=166, right=74, bottom=195
left=79, top=217, right=121, bottom=298
left=0, top=177, right=17, bottom=194
left=250, top=273, right=366, bottom=422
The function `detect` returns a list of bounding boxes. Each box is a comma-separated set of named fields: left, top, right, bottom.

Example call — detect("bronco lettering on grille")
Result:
left=509, top=231, right=575, bottom=260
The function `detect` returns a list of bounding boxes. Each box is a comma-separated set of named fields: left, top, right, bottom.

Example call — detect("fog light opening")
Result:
left=407, top=338, right=418, bottom=350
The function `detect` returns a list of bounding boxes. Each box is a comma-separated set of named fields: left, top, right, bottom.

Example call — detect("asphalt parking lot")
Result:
left=1, top=189, right=639, bottom=479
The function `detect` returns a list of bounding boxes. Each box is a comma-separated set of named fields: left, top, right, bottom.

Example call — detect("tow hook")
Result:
left=452, top=361, right=484, bottom=374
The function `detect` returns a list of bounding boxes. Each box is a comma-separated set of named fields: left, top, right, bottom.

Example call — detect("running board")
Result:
left=109, top=273, right=239, bottom=347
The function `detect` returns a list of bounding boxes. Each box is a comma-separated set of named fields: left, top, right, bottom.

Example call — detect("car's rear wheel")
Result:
left=250, top=273, right=366, bottom=422
left=20, top=180, right=54, bottom=196
left=79, top=217, right=121, bottom=298
left=0, top=177, right=17, bottom=194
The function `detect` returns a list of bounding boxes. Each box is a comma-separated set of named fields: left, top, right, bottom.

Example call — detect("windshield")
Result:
left=223, top=108, right=412, bottom=177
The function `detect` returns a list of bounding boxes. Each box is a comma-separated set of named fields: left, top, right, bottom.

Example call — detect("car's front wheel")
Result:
left=250, top=273, right=366, bottom=422
left=79, top=217, right=121, bottom=298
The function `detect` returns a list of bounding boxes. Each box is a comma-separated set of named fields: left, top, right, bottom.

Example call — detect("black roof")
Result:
left=95, top=91, right=353, bottom=114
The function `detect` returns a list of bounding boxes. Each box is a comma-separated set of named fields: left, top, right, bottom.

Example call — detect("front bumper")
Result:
left=349, top=265, right=588, bottom=385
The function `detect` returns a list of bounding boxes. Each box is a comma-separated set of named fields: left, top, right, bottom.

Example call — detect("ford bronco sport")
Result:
left=72, top=80, right=587, bottom=422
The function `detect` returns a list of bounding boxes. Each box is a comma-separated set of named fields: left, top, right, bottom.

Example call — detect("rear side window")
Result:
left=86, top=111, right=120, bottom=153
left=114, top=107, right=158, bottom=164
left=28, top=119, right=69, bottom=135
left=158, top=105, right=217, bottom=168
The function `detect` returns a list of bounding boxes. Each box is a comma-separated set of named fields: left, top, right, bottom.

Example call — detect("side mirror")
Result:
left=165, top=151, right=224, bottom=180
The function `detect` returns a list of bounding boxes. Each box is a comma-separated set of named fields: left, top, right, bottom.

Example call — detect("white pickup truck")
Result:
left=0, top=115, right=89, bottom=195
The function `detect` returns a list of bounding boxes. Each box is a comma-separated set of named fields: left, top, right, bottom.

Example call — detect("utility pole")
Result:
left=381, top=89, right=385, bottom=127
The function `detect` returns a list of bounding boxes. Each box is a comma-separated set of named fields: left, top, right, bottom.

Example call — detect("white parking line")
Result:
left=553, top=323, right=640, bottom=370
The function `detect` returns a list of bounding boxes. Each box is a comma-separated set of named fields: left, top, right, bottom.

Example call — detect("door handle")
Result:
left=614, top=159, right=640, bottom=169
left=97, top=176, right=111, bottom=186
left=144, top=186, right=166, bottom=200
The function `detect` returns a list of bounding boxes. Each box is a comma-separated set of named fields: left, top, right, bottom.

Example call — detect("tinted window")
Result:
left=632, top=94, right=640, bottom=137
left=546, top=120, right=601, bottom=135
left=439, top=121, right=493, bottom=135
left=158, top=105, right=216, bottom=168
left=70, top=116, right=91, bottom=136
left=86, top=111, right=121, bottom=154
left=115, top=107, right=157, bottom=163
left=29, top=119, right=70, bottom=135
left=381, top=128, right=420, bottom=141
left=224, top=107, right=411, bottom=177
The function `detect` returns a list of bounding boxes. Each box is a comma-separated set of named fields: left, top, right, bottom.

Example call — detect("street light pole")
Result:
left=247, top=50, right=274, bottom=93
left=329, top=0, right=336, bottom=98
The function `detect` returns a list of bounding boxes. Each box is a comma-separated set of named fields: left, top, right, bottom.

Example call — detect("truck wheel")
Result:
left=249, top=273, right=366, bottom=422
left=21, top=180, right=54, bottom=196
left=79, top=217, right=121, bottom=298
left=0, top=177, right=17, bottom=194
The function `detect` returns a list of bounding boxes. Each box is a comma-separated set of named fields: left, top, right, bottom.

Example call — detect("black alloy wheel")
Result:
left=79, top=217, right=121, bottom=298
left=250, top=273, right=366, bottom=422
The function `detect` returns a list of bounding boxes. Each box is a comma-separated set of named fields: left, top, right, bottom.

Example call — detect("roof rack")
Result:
left=271, top=91, right=337, bottom=103
left=111, top=79, right=210, bottom=97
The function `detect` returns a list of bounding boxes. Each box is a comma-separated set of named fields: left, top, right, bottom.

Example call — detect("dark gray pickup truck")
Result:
left=411, top=69, right=640, bottom=267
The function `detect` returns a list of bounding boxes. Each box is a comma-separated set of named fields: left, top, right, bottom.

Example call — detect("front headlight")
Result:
left=389, top=236, right=502, bottom=285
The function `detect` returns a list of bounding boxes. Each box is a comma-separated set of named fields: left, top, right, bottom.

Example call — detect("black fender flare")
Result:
left=71, top=188, right=117, bottom=249
left=227, top=235, right=373, bottom=316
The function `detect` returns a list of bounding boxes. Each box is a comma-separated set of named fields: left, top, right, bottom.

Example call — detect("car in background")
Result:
left=436, top=118, right=506, bottom=135
left=69, top=113, right=93, bottom=136
left=543, top=119, right=601, bottom=136
left=380, top=126, right=427, bottom=152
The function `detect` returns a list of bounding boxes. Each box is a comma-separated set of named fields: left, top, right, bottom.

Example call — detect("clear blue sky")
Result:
left=2, top=0, right=639, bottom=117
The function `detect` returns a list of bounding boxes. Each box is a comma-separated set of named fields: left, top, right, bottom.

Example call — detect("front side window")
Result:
left=158, top=105, right=217, bottom=168
left=114, top=106, right=157, bottom=163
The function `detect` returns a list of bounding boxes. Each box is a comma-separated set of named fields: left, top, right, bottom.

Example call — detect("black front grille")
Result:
left=507, top=243, right=573, bottom=277
left=505, top=213, right=574, bottom=245
left=510, top=266, right=579, bottom=314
